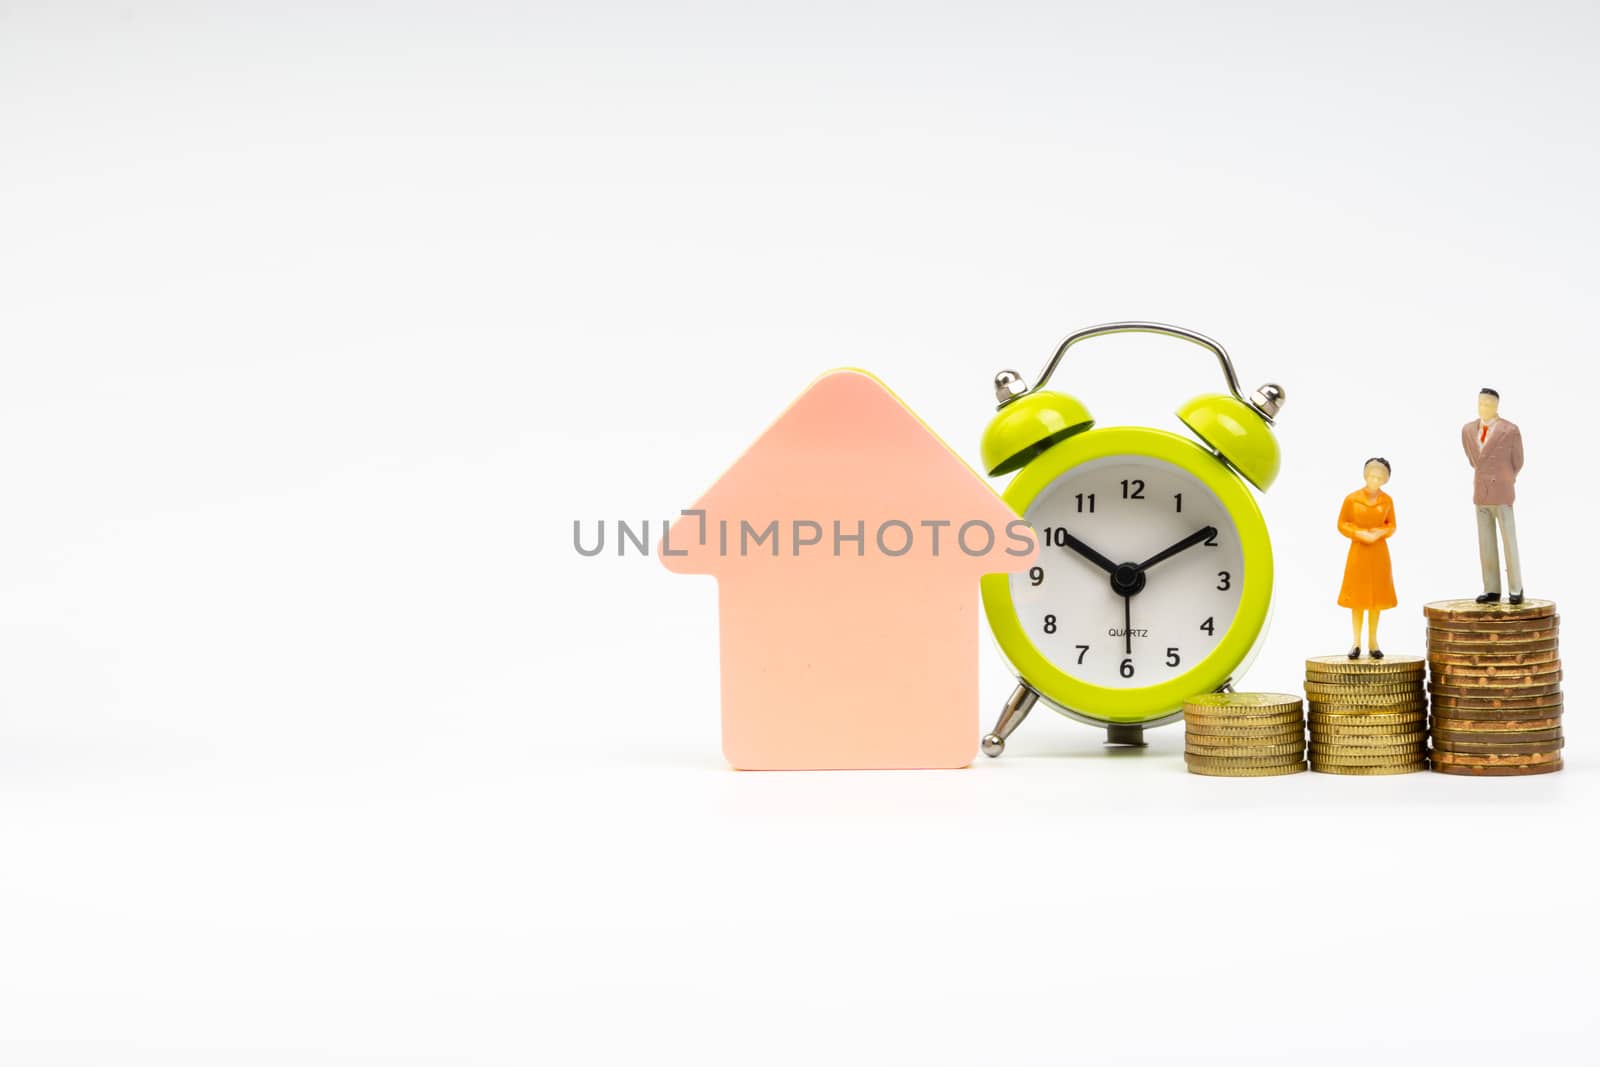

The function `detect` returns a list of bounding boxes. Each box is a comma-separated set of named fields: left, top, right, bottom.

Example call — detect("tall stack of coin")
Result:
left=1425, top=599, right=1563, bottom=777
left=1183, top=693, right=1307, bottom=776
left=1303, top=655, right=1429, bottom=774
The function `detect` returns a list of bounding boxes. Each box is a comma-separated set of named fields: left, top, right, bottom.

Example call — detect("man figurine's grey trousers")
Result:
left=1476, top=504, right=1522, bottom=596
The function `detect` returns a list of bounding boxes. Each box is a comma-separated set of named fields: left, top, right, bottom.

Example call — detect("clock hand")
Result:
left=1137, top=526, right=1218, bottom=572
left=1123, top=594, right=1132, bottom=656
left=1056, top=530, right=1119, bottom=576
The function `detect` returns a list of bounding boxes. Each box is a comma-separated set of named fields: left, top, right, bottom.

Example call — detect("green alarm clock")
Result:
left=978, top=322, right=1286, bottom=754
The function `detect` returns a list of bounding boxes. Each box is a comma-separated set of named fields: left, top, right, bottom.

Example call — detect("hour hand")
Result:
left=1056, top=530, right=1118, bottom=575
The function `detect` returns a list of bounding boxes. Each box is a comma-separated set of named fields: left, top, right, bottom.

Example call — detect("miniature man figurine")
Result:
left=1461, top=388, right=1524, bottom=605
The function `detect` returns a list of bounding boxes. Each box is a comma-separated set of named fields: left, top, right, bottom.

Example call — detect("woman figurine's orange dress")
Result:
left=1338, top=457, right=1397, bottom=658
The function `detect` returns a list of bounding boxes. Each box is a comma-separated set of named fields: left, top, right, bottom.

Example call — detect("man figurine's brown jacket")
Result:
left=1462, top=418, right=1523, bottom=506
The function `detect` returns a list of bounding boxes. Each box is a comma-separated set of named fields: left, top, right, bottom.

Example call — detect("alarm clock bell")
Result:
left=980, top=325, right=1284, bottom=490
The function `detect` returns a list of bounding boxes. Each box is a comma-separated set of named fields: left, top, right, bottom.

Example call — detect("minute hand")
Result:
left=1138, top=526, right=1218, bottom=572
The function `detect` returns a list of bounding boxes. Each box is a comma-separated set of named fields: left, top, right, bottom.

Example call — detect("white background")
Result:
left=2, top=2, right=1596, bottom=1064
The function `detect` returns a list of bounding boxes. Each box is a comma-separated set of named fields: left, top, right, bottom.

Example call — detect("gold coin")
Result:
left=1313, top=757, right=1429, bottom=769
left=1431, top=760, right=1562, bottom=777
left=1187, top=762, right=1307, bottom=777
left=1305, top=654, right=1426, bottom=672
left=1431, top=738, right=1564, bottom=755
left=1430, top=668, right=1563, bottom=685
left=1311, top=761, right=1428, bottom=775
left=1433, top=739, right=1555, bottom=755
left=1432, top=728, right=1562, bottom=746
left=1185, top=721, right=1302, bottom=735
left=1305, top=696, right=1428, bottom=711
left=1432, top=717, right=1561, bottom=733
left=1427, top=694, right=1562, bottom=713
left=1308, top=749, right=1430, bottom=766
left=1304, top=682, right=1425, bottom=696
left=1309, top=710, right=1428, bottom=725
left=1432, top=718, right=1561, bottom=736
left=1185, top=740, right=1306, bottom=758
left=1310, top=728, right=1427, bottom=741
left=1305, top=670, right=1426, bottom=683
left=1431, top=714, right=1565, bottom=730
left=1183, top=708, right=1304, bottom=727
left=1430, top=659, right=1561, bottom=676
left=1185, top=736, right=1304, bottom=750
left=1430, top=691, right=1562, bottom=708
left=1185, top=760, right=1307, bottom=775
left=1429, top=616, right=1558, bottom=631
left=1305, top=696, right=1427, bottom=712
left=1186, top=734, right=1305, bottom=750
left=1432, top=673, right=1563, bottom=693
left=1429, top=642, right=1560, bottom=658
left=1433, top=639, right=1555, bottom=655
left=1299, top=668, right=1427, bottom=684
left=1307, top=730, right=1428, bottom=746
left=1427, top=648, right=1560, bottom=667
left=1307, top=710, right=1428, bottom=723
left=1433, top=662, right=1555, bottom=681
left=1305, top=678, right=1425, bottom=692
left=1427, top=630, right=1561, bottom=646
left=1184, top=750, right=1307, bottom=765
left=1311, top=727, right=1428, bottom=741
left=1431, top=729, right=1562, bottom=746
left=1422, top=598, right=1557, bottom=621
left=1310, top=742, right=1429, bottom=758
left=1184, top=724, right=1306, bottom=740
left=1305, top=700, right=1433, bottom=716
left=1310, top=727, right=1429, bottom=741
left=1429, top=672, right=1563, bottom=689
left=1429, top=680, right=1562, bottom=699
left=1433, top=650, right=1563, bottom=665
left=1306, top=677, right=1426, bottom=689
left=1430, top=633, right=1549, bottom=647
left=1432, top=635, right=1561, bottom=652
left=1183, top=692, right=1303, bottom=711
left=1435, top=714, right=1565, bottom=728
left=1430, top=749, right=1562, bottom=768
left=1429, top=677, right=1561, bottom=694
left=1427, top=614, right=1559, bottom=633
left=1433, top=710, right=1568, bottom=726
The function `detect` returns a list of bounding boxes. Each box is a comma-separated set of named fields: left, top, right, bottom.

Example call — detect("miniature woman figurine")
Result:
left=1337, top=457, right=1397, bottom=659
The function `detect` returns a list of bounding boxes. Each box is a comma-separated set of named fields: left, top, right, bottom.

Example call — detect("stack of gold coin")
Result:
left=1304, top=655, right=1429, bottom=774
left=1183, top=693, right=1307, bottom=776
left=1425, top=599, right=1563, bottom=777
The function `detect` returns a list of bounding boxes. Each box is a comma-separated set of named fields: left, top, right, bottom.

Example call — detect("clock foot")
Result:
left=1105, top=723, right=1147, bottom=747
left=982, top=684, right=1039, bottom=757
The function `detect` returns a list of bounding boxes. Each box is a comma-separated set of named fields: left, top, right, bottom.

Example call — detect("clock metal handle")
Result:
left=1009, top=321, right=1283, bottom=424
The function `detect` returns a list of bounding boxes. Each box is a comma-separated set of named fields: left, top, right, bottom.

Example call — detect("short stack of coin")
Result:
left=1304, top=655, right=1429, bottom=774
left=1183, top=693, right=1307, bottom=776
left=1425, top=599, right=1563, bottom=777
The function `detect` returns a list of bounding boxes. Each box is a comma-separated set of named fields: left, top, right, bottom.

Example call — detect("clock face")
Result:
left=1009, top=455, right=1247, bottom=689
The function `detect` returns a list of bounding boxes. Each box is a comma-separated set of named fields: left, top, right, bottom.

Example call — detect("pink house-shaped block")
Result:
left=661, top=369, right=1034, bottom=769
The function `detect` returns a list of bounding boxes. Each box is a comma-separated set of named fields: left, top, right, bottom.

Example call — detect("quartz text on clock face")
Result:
left=1009, top=456, right=1247, bottom=688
